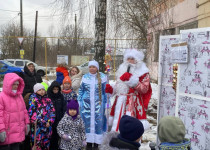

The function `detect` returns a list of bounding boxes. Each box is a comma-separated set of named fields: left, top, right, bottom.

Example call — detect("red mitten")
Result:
left=105, top=84, right=113, bottom=94
left=120, top=72, right=132, bottom=81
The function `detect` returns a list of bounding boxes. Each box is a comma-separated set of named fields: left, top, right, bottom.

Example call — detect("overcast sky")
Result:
left=0, top=0, right=85, bottom=37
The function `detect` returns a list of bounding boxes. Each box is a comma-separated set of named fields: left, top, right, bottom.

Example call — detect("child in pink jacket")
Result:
left=0, top=73, right=30, bottom=149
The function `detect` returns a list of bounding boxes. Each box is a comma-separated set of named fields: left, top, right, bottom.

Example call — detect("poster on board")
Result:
left=57, top=55, right=68, bottom=65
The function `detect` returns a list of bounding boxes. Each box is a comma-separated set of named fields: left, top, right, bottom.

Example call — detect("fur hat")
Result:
left=33, top=83, right=45, bottom=93
left=119, top=115, right=144, bottom=141
left=158, top=116, right=186, bottom=143
left=123, top=49, right=144, bottom=63
left=88, top=60, right=99, bottom=70
left=63, top=76, right=71, bottom=85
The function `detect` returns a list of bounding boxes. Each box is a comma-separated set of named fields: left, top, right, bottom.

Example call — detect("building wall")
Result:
left=147, top=0, right=198, bottom=81
left=198, top=0, right=210, bottom=27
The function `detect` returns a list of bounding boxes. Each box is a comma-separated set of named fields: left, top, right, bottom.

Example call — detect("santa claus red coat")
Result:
left=106, top=49, right=152, bottom=132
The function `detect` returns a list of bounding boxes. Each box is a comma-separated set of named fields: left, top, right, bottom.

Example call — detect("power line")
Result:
left=0, top=8, right=20, bottom=12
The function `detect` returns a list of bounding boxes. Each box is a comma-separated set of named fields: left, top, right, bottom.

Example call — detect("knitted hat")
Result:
left=63, top=76, right=71, bottom=85
left=41, top=82, right=49, bottom=91
left=27, top=62, right=35, bottom=66
left=158, top=116, right=186, bottom=143
left=88, top=60, right=99, bottom=70
left=119, top=115, right=144, bottom=141
left=34, top=83, right=45, bottom=93
left=67, top=100, right=79, bottom=120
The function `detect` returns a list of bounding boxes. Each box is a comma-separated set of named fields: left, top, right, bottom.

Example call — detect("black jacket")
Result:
left=48, top=81, right=67, bottom=127
left=23, top=65, right=42, bottom=97
left=110, top=138, right=140, bottom=150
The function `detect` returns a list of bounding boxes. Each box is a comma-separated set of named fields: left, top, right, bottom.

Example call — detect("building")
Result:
left=147, top=0, right=199, bottom=81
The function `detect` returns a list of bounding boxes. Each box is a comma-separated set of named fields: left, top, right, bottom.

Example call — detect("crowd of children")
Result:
left=0, top=51, right=192, bottom=150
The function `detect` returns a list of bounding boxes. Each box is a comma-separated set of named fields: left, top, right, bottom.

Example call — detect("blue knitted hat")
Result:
left=119, top=115, right=144, bottom=141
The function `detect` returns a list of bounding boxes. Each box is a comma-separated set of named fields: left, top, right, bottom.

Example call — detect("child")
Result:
left=158, top=116, right=191, bottom=150
left=62, top=76, right=77, bottom=102
left=78, top=60, right=108, bottom=149
left=0, top=73, right=30, bottom=149
left=100, top=115, right=144, bottom=150
left=28, top=83, right=55, bottom=150
left=48, top=81, right=66, bottom=150
left=57, top=100, right=86, bottom=150
left=56, top=63, right=69, bottom=85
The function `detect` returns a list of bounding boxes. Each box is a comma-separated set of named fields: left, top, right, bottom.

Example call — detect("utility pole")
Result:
left=33, top=11, right=38, bottom=62
left=19, top=0, right=24, bottom=59
left=57, top=39, right=60, bottom=55
left=20, top=0, right=23, bottom=36
left=75, top=14, right=77, bottom=55
left=94, top=0, right=107, bottom=72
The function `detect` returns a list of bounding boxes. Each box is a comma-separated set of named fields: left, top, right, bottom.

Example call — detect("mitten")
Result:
left=26, top=124, right=30, bottom=135
left=62, top=134, right=71, bottom=141
left=120, top=72, right=132, bottom=81
left=82, top=140, right=87, bottom=147
left=0, top=131, right=6, bottom=143
left=105, top=84, right=113, bottom=94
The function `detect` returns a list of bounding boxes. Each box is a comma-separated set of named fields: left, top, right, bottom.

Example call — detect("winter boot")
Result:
left=86, top=143, right=93, bottom=150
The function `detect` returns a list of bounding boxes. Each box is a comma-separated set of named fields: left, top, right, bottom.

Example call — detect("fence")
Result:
left=0, top=36, right=143, bottom=80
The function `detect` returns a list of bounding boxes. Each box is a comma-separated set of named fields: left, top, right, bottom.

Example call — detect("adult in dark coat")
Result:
left=48, top=81, right=67, bottom=150
left=22, top=62, right=42, bottom=97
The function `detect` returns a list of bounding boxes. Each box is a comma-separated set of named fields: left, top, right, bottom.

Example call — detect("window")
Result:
left=8, top=61, right=14, bottom=64
left=15, top=61, right=24, bottom=66
left=178, top=21, right=198, bottom=33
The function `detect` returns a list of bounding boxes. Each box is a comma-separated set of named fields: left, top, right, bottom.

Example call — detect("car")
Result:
left=4, top=59, right=49, bottom=76
left=0, top=60, right=23, bottom=75
left=77, top=62, right=89, bottom=74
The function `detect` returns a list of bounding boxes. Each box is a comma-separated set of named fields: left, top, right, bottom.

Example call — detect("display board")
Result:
left=158, top=28, right=210, bottom=150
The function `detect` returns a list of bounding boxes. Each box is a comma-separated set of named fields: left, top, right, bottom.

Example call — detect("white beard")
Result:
left=115, top=61, right=149, bottom=94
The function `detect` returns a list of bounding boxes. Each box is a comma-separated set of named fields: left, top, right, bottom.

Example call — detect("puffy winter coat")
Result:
left=47, top=81, right=66, bottom=127
left=22, top=65, right=42, bottom=97
left=56, top=67, right=69, bottom=85
left=0, top=73, right=30, bottom=145
left=57, top=114, right=86, bottom=150
left=70, top=70, right=82, bottom=93
left=99, top=132, right=140, bottom=150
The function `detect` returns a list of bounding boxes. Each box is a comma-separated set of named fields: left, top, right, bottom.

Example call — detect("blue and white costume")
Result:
left=78, top=72, right=107, bottom=144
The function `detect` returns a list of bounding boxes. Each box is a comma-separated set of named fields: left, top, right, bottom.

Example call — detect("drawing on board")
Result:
left=179, top=96, right=210, bottom=150
left=179, top=30, right=210, bottom=98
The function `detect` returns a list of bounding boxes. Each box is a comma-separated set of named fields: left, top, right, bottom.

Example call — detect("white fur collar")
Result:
left=116, top=62, right=149, bottom=79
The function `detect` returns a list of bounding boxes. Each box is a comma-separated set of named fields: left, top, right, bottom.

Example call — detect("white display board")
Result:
left=158, top=28, right=210, bottom=150
left=157, top=35, right=180, bottom=119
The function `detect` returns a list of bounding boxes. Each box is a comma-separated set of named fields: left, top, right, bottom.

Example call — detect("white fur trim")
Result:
left=116, top=62, right=149, bottom=82
left=123, top=49, right=144, bottom=63
left=125, top=75, right=139, bottom=87
left=140, top=119, right=150, bottom=131
left=111, top=95, right=126, bottom=132
left=109, top=116, right=114, bottom=126
left=86, top=133, right=104, bottom=144
left=115, top=81, right=129, bottom=94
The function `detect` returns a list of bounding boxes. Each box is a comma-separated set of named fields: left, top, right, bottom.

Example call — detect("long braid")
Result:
left=97, top=70, right=102, bottom=104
